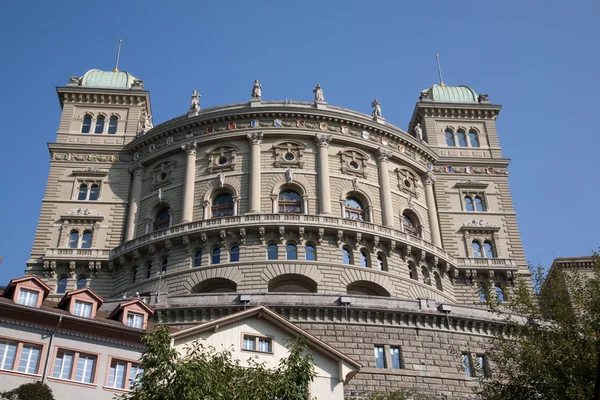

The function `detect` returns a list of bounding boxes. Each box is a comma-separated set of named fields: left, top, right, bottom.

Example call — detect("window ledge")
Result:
left=0, top=369, right=42, bottom=379
left=103, top=385, right=131, bottom=393
left=47, top=376, right=97, bottom=388
left=241, top=349, right=274, bottom=355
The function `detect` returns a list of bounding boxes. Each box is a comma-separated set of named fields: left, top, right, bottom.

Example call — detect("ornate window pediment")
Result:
left=460, top=219, right=499, bottom=232
left=272, top=142, right=306, bottom=168
left=339, top=149, right=369, bottom=178
left=454, top=180, right=489, bottom=189
left=396, top=168, right=418, bottom=197
left=71, top=168, right=108, bottom=178
left=61, top=208, right=103, bottom=222
left=207, top=146, right=238, bottom=173
left=151, top=160, right=177, bottom=189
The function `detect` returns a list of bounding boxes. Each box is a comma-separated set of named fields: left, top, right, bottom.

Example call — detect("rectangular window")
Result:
left=258, top=338, right=271, bottom=353
left=17, top=289, right=39, bottom=307
left=475, top=354, right=488, bottom=377
left=126, top=312, right=144, bottom=329
left=128, top=364, right=144, bottom=390
left=374, top=345, right=386, bottom=369
left=0, top=342, right=17, bottom=371
left=242, top=335, right=272, bottom=353
left=462, top=353, right=473, bottom=377
left=75, top=354, right=96, bottom=383
left=242, top=336, right=256, bottom=351
left=73, top=301, right=93, bottom=318
left=107, top=360, right=127, bottom=389
left=18, top=345, right=41, bottom=374
left=53, top=350, right=74, bottom=380
left=390, top=347, right=402, bottom=369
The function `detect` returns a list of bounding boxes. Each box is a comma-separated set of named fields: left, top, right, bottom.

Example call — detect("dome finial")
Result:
left=436, top=54, right=446, bottom=87
left=113, top=40, right=123, bottom=72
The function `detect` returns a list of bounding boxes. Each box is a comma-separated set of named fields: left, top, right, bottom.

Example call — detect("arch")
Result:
left=376, top=252, right=387, bottom=271
left=279, top=189, right=302, bottom=214
left=339, top=186, right=374, bottom=207
left=154, top=206, right=171, bottom=230
left=182, top=266, right=242, bottom=293
left=474, top=196, right=485, bottom=212
left=81, top=231, right=92, bottom=249
left=472, top=240, right=483, bottom=258
left=81, top=114, right=92, bottom=133
left=56, top=276, right=68, bottom=294
left=484, top=241, right=495, bottom=258
left=286, top=242, right=298, bottom=260
left=468, top=130, right=480, bottom=147
left=194, top=250, right=203, bottom=267
left=434, top=272, right=443, bottom=291
left=347, top=280, right=391, bottom=297
left=145, top=196, right=176, bottom=228
left=342, top=246, right=353, bottom=265
left=344, top=197, right=366, bottom=221
left=421, top=266, right=431, bottom=286
left=305, top=243, right=316, bottom=261
left=68, top=230, right=79, bottom=249
left=94, top=115, right=105, bottom=134
left=401, top=210, right=421, bottom=238
left=359, top=248, right=370, bottom=268
left=108, top=116, right=118, bottom=134
left=192, top=278, right=237, bottom=293
left=408, top=261, right=418, bottom=280
left=76, top=276, right=87, bottom=289
left=268, top=274, right=317, bottom=293
left=267, top=243, right=278, bottom=260
left=204, top=143, right=241, bottom=155
left=212, top=193, right=234, bottom=218
left=261, top=264, right=323, bottom=288
left=339, top=269, right=395, bottom=296
left=77, top=183, right=88, bottom=200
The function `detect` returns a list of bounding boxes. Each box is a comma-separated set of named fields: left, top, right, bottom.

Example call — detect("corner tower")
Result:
left=27, top=68, right=152, bottom=294
left=409, top=84, right=529, bottom=303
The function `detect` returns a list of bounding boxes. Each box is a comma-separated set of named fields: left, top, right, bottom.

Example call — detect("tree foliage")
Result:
left=119, top=324, right=316, bottom=400
left=479, top=253, right=600, bottom=400
left=1, top=381, right=55, bottom=400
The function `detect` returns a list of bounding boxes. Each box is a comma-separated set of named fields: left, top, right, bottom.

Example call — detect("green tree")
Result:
left=120, top=324, right=316, bottom=400
left=1, top=381, right=55, bottom=400
left=479, top=253, right=600, bottom=400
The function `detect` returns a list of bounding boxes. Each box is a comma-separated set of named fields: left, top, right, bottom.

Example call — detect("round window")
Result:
left=404, top=179, right=411, bottom=188
left=159, top=172, right=168, bottom=181
left=284, top=152, right=295, bottom=161
left=217, top=156, right=228, bottom=166
left=349, top=161, right=359, bottom=170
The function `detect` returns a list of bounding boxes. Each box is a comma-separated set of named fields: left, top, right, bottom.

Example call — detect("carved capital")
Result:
left=129, top=162, right=145, bottom=176
left=376, top=147, right=392, bottom=162
left=181, top=140, right=198, bottom=156
left=315, top=133, right=332, bottom=148
left=422, top=170, right=436, bottom=185
left=247, top=131, right=264, bottom=145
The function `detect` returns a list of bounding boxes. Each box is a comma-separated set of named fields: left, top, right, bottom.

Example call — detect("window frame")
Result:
left=0, top=337, right=45, bottom=376
left=240, top=334, right=273, bottom=354
left=305, top=244, right=316, bottom=261
left=154, top=207, right=171, bottom=231
left=342, top=247, right=353, bottom=265
left=211, top=248, right=221, bottom=264
left=374, top=345, right=386, bottom=369
left=56, top=276, right=68, bottom=294
left=267, top=243, right=278, bottom=260
left=94, top=115, right=105, bottom=134
left=344, top=197, right=366, bottom=221
left=105, top=357, right=143, bottom=391
left=278, top=190, right=302, bottom=214
left=107, top=116, right=119, bottom=135
left=81, top=114, right=92, bottom=134
left=17, top=288, right=40, bottom=307
left=73, top=300, right=93, bottom=318
left=211, top=193, right=235, bottom=218
left=286, top=243, right=298, bottom=260
left=194, top=250, right=203, bottom=267
left=126, top=312, right=145, bottom=329
left=50, top=347, right=99, bottom=385
left=390, top=346, right=402, bottom=369
left=230, top=245, right=240, bottom=262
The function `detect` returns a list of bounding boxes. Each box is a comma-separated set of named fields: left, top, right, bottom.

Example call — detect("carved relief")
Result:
left=339, top=149, right=369, bottom=178
left=272, top=142, right=306, bottom=168
left=151, top=160, right=177, bottom=189
left=396, top=168, right=418, bottom=197
left=207, top=146, right=238, bottom=173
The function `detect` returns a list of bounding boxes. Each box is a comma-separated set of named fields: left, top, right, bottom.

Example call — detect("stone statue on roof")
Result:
left=371, top=99, right=382, bottom=118
left=414, top=123, right=423, bottom=141
left=313, top=83, right=324, bottom=102
left=140, top=114, right=153, bottom=134
left=190, top=90, right=201, bottom=111
left=251, top=79, right=262, bottom=99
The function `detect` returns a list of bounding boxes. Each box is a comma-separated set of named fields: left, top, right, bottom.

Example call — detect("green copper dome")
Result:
left=80, top=69, right=138, bottom=89
left=421, top=84, right=478, bottom=103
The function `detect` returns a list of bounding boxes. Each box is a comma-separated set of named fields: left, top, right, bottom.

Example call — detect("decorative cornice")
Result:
left=62, top=208, right=103, bottom=221
left=460, top=219, right=500, bottom=232
left=432, top=165, right=508, bottom=176
left=71, top=167, right=109, bottom=177
left=454, top=180, right=489, bottom=189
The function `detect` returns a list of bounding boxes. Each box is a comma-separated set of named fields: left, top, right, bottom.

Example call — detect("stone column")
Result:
left=423, top=171, right=442, bottom=248
left=247, top=132, right=264, bottom=214
left=125, top=163, right=144, bottom=241
left=315, top=134, right=333, bottom=215
left=181, top=141, right=198, bottom=223
left=376, top=147, right=394, bottom=227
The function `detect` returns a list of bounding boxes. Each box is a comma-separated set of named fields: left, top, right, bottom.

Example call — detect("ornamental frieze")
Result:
left=51, top=152, right=121, bottom=162
left=432, top=165, right=508, bottom=175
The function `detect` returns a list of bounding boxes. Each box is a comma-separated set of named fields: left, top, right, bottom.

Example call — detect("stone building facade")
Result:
left=21, top=69, right=529, bottom=398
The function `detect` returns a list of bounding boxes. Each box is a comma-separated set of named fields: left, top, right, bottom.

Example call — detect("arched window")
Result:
left=212, top=193, right=234, bottom=217
left=94, top=115, right=105, bottom=134
left=81, top=231, right=92, bottom=249
left=344, top=197, right=365, bottom=221
left=478, top=286, right=487, bottom=302
left=360, top=250, right=369, bottom=267
left=464, top=196, right=474, bottom=212
left=472, top=241, right=483, bottom=258
left=495, top=284, right=505, bottom=302
left=457, top=131, right=467, bottom=147
left=146, top=262, right=152, bottom=278
left=78, top=184, right=88, bottom=201
left=484, top=241, right=494, bottom=258
left=230, top=246, right=240, bottom=262
left=422, top=267, right=431, bottom=285
left=89, top=184, right=99, bottom=201
left=161, top=258, right=168, bottom=273
left=434, top=272, right=443, bottom=291
left=81, top=114, right=92, bottom=133
left=377, top=253, right=387, bottom=271
left=154, top=207, right=171, bottom=230
left=76, top=276, right=87, bottom=289
left=474, top=196, right=485, bottom=212
left=108, top=116, right=118, bottom=134
left=267, top=244, right=278, bottom=260
left=68, top=230, right=79, bottom=249
left=469, top=130, right=480, bottom=147
left=408, top=262, right=418, bottom=280
left=212, top=248, right=221, bottom=264
left=57, top=277, right=68, bottom=294
left=132, top=266, right=138, bottom=284
left=279, top=190, right=301, bottom=214
left=445, top=130, right=455, bottom=146
left=194, top=251, right=203, bottom=267
left=286, top=243, right=297, bottom=260
left=402, top=213, right=419, bottom=237
left=305, top=244, right=316, bottom=261
left=342, top=248, right=352, bottom=265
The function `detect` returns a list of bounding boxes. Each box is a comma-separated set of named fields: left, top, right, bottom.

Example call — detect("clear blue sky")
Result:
left=0, top=1, right=598, bottom=285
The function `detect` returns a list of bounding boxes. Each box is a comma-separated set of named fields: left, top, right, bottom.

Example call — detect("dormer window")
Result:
left=17, top=289, right=39, bottom=307
left=126, top=312, right=144, bottom=329
left=73, top=300, right=93, bottom=318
